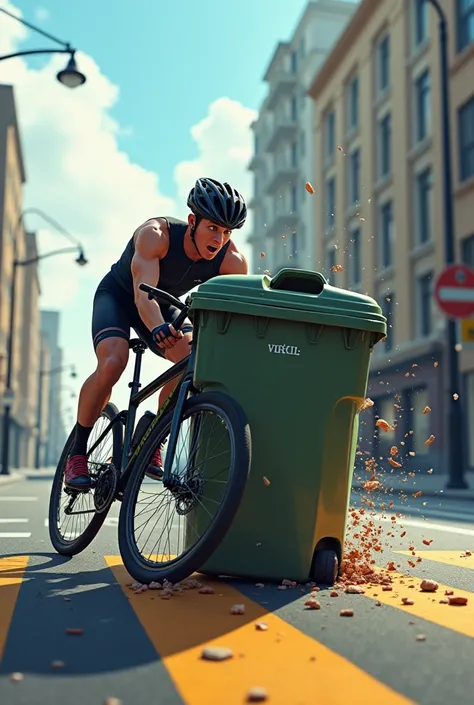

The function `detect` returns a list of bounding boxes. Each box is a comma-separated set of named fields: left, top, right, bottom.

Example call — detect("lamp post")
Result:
left=35, top=364, right=77, bottom=469
left=0, top=209, right=87, bottom=476
left=0, top=6, right=86, bottom=88
left=424, top=0, right=468, bottom=489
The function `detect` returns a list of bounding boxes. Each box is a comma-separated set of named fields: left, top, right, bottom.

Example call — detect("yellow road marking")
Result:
left=106, top=556, right=415, bottom=705
left=363, top=570, right=474, bottom=638
left=395, top=550, right=474, bottom=571
left=0, top=556, right=29, bottom=661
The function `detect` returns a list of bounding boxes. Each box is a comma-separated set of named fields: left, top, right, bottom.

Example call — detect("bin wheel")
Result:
left=311, top=549, right=338, bottom=586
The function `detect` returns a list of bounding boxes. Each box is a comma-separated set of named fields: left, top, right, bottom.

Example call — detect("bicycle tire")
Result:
left=48, top=402, right=123, bottom=556
left=118, top=390, right=251, bottom=585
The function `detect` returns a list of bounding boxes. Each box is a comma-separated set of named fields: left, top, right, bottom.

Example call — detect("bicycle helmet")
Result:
left=187, top=177, right=247, bottom=230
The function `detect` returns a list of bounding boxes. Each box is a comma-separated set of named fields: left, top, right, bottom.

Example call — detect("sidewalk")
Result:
left=0, top=466, right=56, bottom=487
left=353, top=470, right=474, bottom=501
left=2, top=466, right=474, bottom=501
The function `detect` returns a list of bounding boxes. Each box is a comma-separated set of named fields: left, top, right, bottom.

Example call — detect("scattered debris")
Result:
left=255, top=622, right=268, bottom=631
left=247, top=687, right=269, bottom=702
left=448, top=596, right=468, bottom=606
left=420, top=580, right=438, bottom=593
left=51, top=661, right=65, bottom=669
left=201, top=646, right=234, bottom=661
left=340, top=609, right=354, bottom=617
left=304, top=598, right=321, bottom=610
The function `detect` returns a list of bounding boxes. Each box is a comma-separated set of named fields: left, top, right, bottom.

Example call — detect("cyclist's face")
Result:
left=190, top=216, right=232, bottom=259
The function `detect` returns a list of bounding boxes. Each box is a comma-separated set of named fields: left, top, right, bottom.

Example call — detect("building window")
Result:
left=327, top=248, right=336, bottom=284
left=300, top=130, right=305, bottom=156
left=456, top=0, right=474, bottom=52
left=299, top=35, right=306, bottom=58
left=380, top=200, right=394, bottom=268
left=415, top=167, right=433, bottom=244
left=291, top=185, right=297, bottom=212
left=381, top=294, right=395, bottom=351
left=291, top=96, right=298, bottom=121
left=291, top=50, right=298, bottom=73
left=326, top=177, right=335, bottom=229
left=415, top=70, right=431, bottom=142
left=458, top=96, right=474, bottom=182
left=375, top=397, right=397, bottom=454
left=378, top=113, right=391, bottom=178
left=417, top=271, right=434, bottom=336
left=349, top=148, right=360, bottom=204
left=324, top=109, right=335, bottom=162
left=414, top=0, right=429, bottom=46
left=291, top=232, right=298, bottom=257
left=291, top=142, right=298, bottom=167
left=377, top=34, right=390, bottom=93
left=407, top=387, right=430, bottom=456
left=348, top=227, right=362, bottom=287
left=462, top=233, right=474, bottom=265
left=347, top=75, right=359, bottom=131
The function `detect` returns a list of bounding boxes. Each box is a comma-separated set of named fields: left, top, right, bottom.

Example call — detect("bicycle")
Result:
left=48, top=283, right=252, bottom=585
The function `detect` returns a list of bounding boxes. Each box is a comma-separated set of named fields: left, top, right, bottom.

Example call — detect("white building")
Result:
left=247, top=0, right=359, bottom=276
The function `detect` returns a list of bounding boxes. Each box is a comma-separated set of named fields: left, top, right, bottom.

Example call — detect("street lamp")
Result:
left=0, top=7, right=86, bottom=88
left=423, top=0, right=468, bottom=489
left=0, top=209, right=88, bottom=476
left=35, top=364, right=77, bottom=469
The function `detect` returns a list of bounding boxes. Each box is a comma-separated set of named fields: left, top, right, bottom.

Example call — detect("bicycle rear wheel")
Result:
left=48, top=402, right=123, bottom=556
left=118, top=391, right=251, bottom=585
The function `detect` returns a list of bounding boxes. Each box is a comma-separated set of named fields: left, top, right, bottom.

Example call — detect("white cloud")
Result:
left=34, top=6, right=49, bottom=22
left=0, top=0, right=257, bottom=424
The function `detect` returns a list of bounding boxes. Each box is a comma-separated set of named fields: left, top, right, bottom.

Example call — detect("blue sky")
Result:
left=1, top=0, right=358, bottom=425
left=11, top=0, right=319, bottom=195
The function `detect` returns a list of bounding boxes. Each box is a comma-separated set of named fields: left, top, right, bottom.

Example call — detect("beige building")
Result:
left=0, top=84, right=41, bottom=468
left=36, top=330, right=51, bottom=468
left=308, top=0, right=474, bottom=476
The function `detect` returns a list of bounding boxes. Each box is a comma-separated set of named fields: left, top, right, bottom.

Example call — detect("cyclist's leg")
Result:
left=132, top=303, right=193, bottom=479
left=65, top=277, right=132, bottom=490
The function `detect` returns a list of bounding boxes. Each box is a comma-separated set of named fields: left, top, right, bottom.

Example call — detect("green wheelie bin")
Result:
left=183, top=268, right=387, bottom=585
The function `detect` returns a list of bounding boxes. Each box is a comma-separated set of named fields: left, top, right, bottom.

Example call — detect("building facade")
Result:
left=36, top=330, right=51, bottom=468
left=247, top=0, right=358, bottom=276
left=40, top=310, right=67, bottom=467
left=309, top=0, right=474, bottom=476
left=0, top=84, right=41, bottom=468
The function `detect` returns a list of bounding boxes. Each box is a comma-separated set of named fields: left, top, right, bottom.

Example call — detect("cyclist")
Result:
left=64, top=177, right=248, bottom=491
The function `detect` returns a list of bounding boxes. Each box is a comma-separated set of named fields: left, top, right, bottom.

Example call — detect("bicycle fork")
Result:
left=162, top=371, right=194, bottom=488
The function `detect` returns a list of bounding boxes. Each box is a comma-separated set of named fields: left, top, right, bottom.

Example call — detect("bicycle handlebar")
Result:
left=139, top=283, right=185, bottom=310
left=138, top=283, right=191, bottom=332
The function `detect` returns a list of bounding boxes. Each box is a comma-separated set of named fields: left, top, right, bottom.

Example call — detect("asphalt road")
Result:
left=0, top=476, right=473, bottom=705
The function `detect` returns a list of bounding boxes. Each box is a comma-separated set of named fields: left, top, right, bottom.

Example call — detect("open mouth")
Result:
left=207, top=245, right=218, bottom=254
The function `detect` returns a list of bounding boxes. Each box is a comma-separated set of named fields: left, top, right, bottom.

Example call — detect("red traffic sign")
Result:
left=434, top=264, right=474, bottom=319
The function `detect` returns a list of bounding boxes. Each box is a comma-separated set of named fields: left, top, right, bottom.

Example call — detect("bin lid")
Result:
left=189, top=268, right=387, bottom=339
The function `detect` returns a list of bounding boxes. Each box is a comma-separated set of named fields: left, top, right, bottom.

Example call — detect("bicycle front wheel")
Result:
left=118, top=391, right=251, bottom=585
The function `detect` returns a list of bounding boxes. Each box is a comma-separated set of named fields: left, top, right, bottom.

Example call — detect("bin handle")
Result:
left=268, top=268, right=326, bottom=296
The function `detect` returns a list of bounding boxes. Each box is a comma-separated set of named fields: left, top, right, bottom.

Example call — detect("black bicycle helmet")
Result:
left=187, top=177, right=247, bottom=230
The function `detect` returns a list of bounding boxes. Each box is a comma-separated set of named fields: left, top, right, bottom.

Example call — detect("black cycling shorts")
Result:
left=91, top=272, right=193, bottom=358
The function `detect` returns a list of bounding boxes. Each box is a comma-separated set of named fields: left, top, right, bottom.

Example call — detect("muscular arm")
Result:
left=131, top=220, right=168, bottom=332
left=219, top=247, right=249, bottom=275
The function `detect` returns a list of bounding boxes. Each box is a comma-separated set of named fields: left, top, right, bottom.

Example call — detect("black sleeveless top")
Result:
left=109, top=216, right=230, bottom=298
